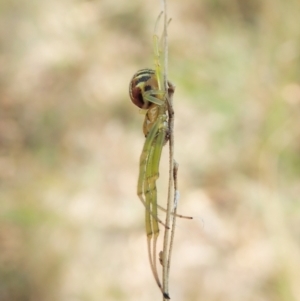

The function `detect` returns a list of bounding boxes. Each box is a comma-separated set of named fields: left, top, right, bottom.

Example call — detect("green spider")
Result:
left=129, top=15, right=191, bottom=299
left=129, top=27, right=172, bottom=297
left=129, top=66, right=171, bottom=297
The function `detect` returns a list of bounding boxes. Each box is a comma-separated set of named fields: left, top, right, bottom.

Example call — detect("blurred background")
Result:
left=1, top=0, right=300, bottom=300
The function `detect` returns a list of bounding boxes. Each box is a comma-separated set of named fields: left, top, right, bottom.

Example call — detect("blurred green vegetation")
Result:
left=1, top=0, right=300, bottom=300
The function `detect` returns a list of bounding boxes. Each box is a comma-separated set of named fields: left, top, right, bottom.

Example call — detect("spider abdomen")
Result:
left=129, top=68, right=158, bottom=109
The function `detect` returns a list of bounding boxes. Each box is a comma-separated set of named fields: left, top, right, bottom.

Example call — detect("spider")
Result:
left=129, top=65, right=171, bottom=298
left=129, top=21, right=173, bottom=296
left=129, top=14, right=191, bottom=299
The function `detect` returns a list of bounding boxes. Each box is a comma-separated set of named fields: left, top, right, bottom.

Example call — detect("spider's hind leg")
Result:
left=144, top=117, right=168, bottom=297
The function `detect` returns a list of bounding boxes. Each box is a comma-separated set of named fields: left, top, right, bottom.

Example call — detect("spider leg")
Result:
left=143, top=90, right=165, bottom=106
left=144, top=145, right=161, bottom=293
left=137, top=118, right=168, bottom=228
left=144, top=115, right=168, bottom=296
left=157, top=203, right=193, bottom=219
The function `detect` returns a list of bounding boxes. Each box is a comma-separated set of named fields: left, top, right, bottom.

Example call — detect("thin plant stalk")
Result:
left=161, top=0, right=178, bottom=299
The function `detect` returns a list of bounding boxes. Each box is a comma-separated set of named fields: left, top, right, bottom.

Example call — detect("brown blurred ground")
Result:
left=1, top=0, right=300, bottom=300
